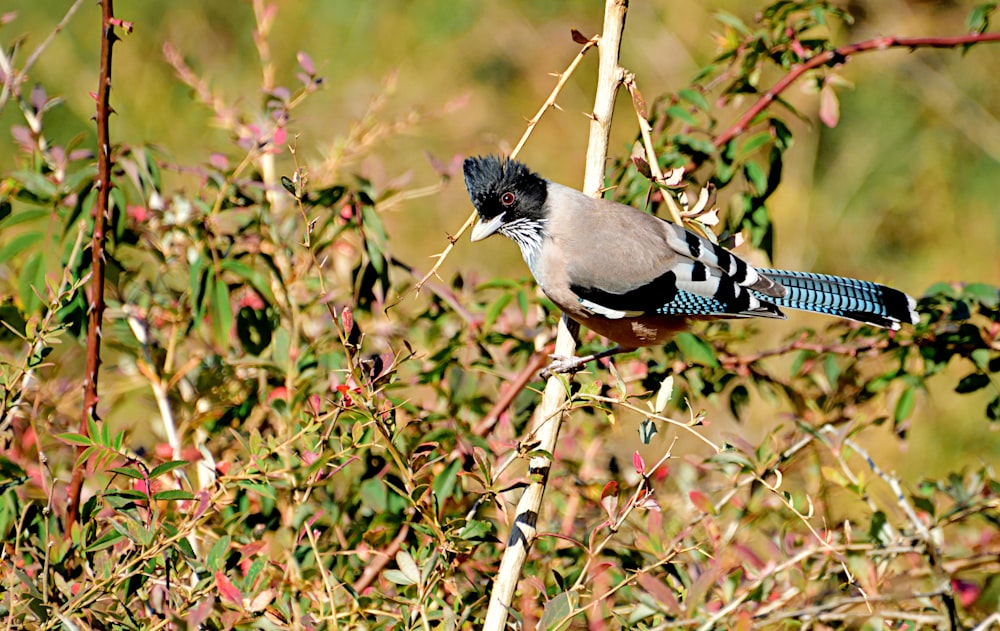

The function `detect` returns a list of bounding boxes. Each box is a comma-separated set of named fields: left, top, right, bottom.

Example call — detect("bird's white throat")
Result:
left=500, top=217, right=546, bottom=272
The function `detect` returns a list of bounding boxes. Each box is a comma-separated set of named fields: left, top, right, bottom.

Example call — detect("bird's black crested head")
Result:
left=462, top=155, right=548, bottom=223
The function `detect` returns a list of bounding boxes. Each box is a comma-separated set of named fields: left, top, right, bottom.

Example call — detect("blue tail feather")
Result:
left=757, top=269, right=917, bottom=330
left=655, top=269, right=917, bottom=330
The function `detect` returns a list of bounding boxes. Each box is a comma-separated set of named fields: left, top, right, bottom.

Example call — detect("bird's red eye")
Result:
left=500, top=191, right=516, bottom=206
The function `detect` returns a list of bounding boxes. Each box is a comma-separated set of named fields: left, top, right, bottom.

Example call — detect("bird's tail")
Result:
left=757, top=269, right=918, bottom=330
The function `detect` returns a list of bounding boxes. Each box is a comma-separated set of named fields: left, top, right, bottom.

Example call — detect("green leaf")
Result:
left=56, top=432, right=92, bottom=447
left=383, top=569, right=416, bottom=586
left=666, top=104, right=698, bottom=126
left=963, top=283, right=1000, bottom=307
left=743, top=161, right=767, bottom=196
left=210, top=273, right=233, bottom=350
left=823, top=355, right=841, bottom=386
left=677, top=88, right=709, bottom=112
left=968, top=3, right=998, bottom=34
left=0, top=207, right=49, bottom=229
left=220, top=258, right=277, bottom=306
left=11, top=170, right=58, bottom=199
left=207, top=535, right=231, bottom=570
left=395, top=550, right=421, bottom=586
left=17, top=252, right=46, bottom=313
left=894, top=388, right=915, bottom=424
left=109, top=467, right=144, bottom=480
left=971, top=348, right=992, bottom=370
left=675, top=332, right=719, bottom=367
left=739, top=131, right=773, bottom=157
left=714, top=10, right=751, bottom=34
left=0, top=230, right=44, bottom=264
left=431, top=457, right=462, bottom=501
left=150, top=460, right=188, bottom=479
left=86, top=530, right=125, bottom=552
left=484, top=293, right=512, bottom=331
left=238, top=481, right=276, bottom=500
left=104, top=489, right=147, bottom=501
left=153, top=490, right=196, bottom=501
left=538, top=590, right=576, bottom=631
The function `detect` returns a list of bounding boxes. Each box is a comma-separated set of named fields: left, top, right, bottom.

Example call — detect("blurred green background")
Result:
left=3, top=0, right=999, bottom=478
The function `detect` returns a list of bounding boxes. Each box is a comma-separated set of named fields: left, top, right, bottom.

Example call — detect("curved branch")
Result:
left=712, top=32, right=1000, bottom=151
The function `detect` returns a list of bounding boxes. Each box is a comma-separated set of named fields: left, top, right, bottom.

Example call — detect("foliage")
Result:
left=1, top=1, right=999, bottom=629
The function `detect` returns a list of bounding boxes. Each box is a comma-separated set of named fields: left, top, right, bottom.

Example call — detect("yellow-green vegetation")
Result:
left=1, top=1, right=999, bottom=628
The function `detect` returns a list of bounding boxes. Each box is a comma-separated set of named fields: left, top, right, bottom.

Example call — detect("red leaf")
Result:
left=341, top=307, right=354, bottom=337
left=636, top=572, right=680, bottom=612
left=952, top=579, right=981, bottom=607
left=215, top=571, right=243, bottom=609
left=689, top=490, right=715, bottom=515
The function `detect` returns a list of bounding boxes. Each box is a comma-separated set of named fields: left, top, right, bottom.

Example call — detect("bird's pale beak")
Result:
left=470, top=213, right=505, bottom=242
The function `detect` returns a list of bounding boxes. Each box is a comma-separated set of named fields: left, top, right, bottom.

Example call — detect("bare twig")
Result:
left=414, top=31, right=600, bottom=294
left=623, top=73, right=684, bottom=225
left=482, top=3, right=629, bottom=630
left=0, top=0, right=88, bottom=113
left=352, top=524, right=410, bottom=594
left=67, top=0, right=119, bottom=532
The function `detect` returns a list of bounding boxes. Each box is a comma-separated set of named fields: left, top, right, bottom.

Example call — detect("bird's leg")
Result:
left=541, top=345, right=625, bottom=379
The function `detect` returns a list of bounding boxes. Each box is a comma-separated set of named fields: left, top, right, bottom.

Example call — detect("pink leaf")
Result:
left=819, top=84, right=840, bottom=128
left=632, top=451, right=646, bottom=476
left=209, top=153, right=230, bottom=170
left=297, top=51, right=315, bottom=75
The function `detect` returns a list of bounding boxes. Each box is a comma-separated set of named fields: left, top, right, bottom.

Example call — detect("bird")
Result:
left=462, top=155, right=918, bottom=374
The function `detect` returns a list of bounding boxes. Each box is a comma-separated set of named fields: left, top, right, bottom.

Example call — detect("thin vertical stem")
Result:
left=482, top=2, right=629, bottom=629
left=67, top=0, right=117, bottom=532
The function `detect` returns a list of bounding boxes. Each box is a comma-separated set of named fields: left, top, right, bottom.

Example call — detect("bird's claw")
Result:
left=540, top=354, right=589, bottom=379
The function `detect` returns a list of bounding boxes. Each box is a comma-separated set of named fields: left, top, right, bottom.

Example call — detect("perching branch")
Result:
left=67, top=0, right=120, bottom=532
left=482, top=2, right=629, bottom=630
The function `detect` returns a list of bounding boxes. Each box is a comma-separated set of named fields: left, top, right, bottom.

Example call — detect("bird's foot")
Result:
left=540, top=354, right=591, bottom=379
left=539, top=345, right=627, bottom=380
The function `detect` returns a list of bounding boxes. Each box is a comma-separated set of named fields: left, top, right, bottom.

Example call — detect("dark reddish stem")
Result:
left=67, top=0, right=117, bottom=532
left=473, top=352, right=549, bottom=437
left=712, top=32, right=1000, bottom=151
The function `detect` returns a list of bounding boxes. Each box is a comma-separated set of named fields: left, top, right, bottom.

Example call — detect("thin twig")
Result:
left=352, top=523, right=410, bottom=594
left=0, top=0, right=88, bottom=113
left=623, top=72, right=684, bottom=225
left=414, top=32, right=600, bottom=294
